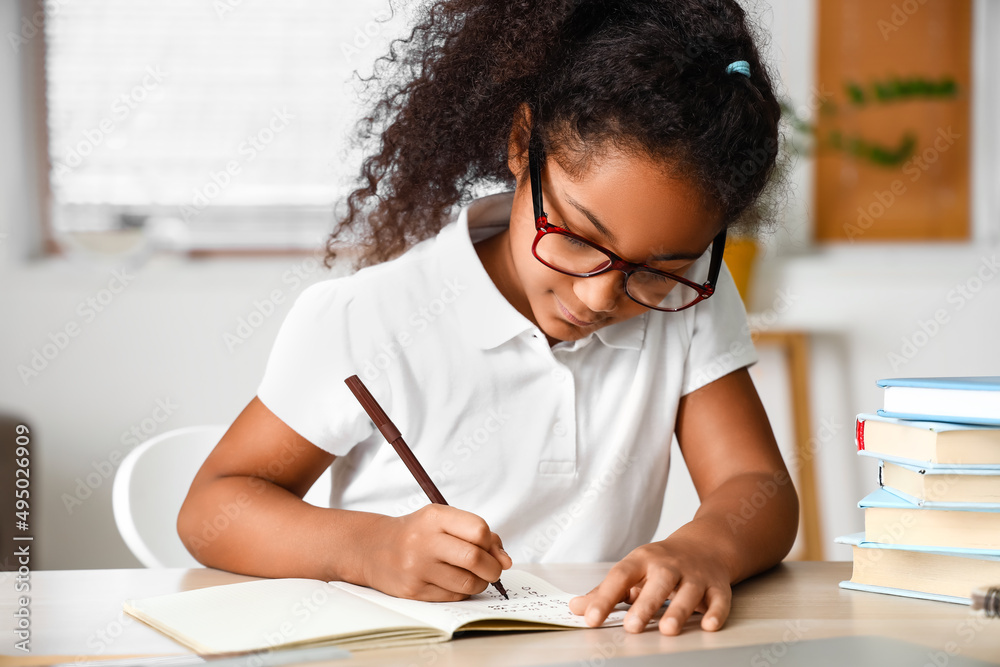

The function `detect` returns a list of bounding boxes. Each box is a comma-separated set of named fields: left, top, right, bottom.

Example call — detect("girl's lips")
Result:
left=555, top=296, right=596, bottom=327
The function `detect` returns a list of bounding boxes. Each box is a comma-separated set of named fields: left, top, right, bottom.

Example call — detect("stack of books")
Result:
left=837, top=376, right=1000, bottom=604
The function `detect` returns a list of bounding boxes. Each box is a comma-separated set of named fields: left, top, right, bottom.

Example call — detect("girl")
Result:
left=179, top=0, right=798, bottom=637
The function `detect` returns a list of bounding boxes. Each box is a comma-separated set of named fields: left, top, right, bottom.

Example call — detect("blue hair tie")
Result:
left=726, top=60, right=751, bottom=78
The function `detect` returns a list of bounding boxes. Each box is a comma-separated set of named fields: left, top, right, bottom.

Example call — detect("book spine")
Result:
left=856, top=417, right=866, bottom=451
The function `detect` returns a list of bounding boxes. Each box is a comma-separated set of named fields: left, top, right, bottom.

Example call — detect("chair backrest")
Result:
left=112, top=425, right=331, bottom=568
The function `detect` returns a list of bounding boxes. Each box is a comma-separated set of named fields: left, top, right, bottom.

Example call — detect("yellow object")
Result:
left=723, top=237, right=759, bottom=305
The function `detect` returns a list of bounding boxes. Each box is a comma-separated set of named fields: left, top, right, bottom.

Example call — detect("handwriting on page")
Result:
left=478, top=583, right=554, bottom=607
left=480, top=585, right=569, bottom=612
left=327, top=570, right=627, bottom=630
left=457, top=584, right=626, bottom=626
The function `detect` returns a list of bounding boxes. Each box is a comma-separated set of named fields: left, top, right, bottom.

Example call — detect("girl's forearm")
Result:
left=177, top=475, right=383, bottom=583
left=664, top=470, right=800, bottom=584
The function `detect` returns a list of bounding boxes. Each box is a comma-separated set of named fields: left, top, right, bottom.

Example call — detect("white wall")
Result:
left=2, top=0, right=998, bottom=570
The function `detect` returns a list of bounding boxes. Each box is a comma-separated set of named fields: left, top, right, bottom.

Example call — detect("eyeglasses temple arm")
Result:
left=528, top=143, right=545, bottom=223
left=706, top=227, right=728, bottom=289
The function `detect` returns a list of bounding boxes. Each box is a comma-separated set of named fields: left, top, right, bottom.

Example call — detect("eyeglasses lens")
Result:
left=534, top=233, right=705, bottom=310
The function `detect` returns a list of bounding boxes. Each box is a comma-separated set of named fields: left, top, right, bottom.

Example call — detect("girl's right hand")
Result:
left=360, top=504, right=512, bottom=601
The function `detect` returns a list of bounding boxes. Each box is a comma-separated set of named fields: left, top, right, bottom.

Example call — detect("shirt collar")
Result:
left=593, top=312, right=647, bottom=350
left=445, top=195, right=536, bottom=350
left=444, top=193, right=647, bottom=352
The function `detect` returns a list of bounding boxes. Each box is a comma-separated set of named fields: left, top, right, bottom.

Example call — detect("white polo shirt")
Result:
left=257, top=192, right=757, bottom=563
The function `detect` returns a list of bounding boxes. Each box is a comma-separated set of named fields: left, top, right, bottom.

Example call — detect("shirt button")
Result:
left=553, top=421, right=567, bottom=437
left=552, top=367, right=568, bottom=382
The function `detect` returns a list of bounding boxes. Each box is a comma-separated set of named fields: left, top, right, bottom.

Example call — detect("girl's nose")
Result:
left=572, top=271, right=623, bottom=314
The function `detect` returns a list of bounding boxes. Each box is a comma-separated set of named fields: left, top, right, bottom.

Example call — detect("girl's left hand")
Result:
left=568, top=535, right=733, bottom=635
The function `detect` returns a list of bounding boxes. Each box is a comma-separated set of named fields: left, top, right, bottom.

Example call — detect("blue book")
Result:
left=837, top=581, right=970, bottom=605
left=835, top=532, right=1000, bottom=604
left=860, top=488, right=1000, bottom=551
left=878, top=459, right=1000, bottom=508
left=877, top=376, right=1000, bottom=426
left=836, top=531, right=1000, bottom=558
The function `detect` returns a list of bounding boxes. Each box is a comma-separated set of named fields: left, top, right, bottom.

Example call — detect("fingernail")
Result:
left=585, top=608, right=602, bottom=626
left=625, top=616, right=644, bottom=633
left=662, top=617, right=679, bottom=635
left=703, top=616, right=720, bottom=631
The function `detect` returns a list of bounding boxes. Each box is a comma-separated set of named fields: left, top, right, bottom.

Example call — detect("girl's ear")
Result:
left=506, top=103, right=533, bottom=184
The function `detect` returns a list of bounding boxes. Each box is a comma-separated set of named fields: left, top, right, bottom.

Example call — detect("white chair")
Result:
left=112, top=425, right=331, bottom=568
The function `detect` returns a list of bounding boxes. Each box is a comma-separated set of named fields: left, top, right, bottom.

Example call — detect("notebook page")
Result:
left=329, top=569, right=627, bottom=636
left=125, top=578, right=442, bottom=654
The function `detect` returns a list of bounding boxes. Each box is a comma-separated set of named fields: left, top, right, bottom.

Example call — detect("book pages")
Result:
left=329, top=569, right=627, bottom=636
left=125, top=578, right=443, bottom=654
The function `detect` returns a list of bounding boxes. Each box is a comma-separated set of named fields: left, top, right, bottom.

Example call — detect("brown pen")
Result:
left=344, top=374, right=509, bottom=600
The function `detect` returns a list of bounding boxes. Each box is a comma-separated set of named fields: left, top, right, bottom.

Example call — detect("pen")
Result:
left=344, top=374, right=509, bottom=600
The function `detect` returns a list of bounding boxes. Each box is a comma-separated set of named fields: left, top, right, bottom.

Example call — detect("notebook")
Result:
left=124, top=569, right=628, bottom=654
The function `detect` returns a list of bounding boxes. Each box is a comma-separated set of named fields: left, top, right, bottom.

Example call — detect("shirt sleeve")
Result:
left=680, top=261, right=758, bottom=396
left=256, top=279, right=375, bottom=456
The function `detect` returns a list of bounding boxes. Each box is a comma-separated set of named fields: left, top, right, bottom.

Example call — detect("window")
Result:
left=43, top=0, right=412, bottom=253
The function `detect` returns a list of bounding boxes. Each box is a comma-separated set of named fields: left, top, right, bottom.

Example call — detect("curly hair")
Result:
left=326, top=0, right=783, bottom=269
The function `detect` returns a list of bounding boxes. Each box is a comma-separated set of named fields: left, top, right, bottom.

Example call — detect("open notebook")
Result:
left=124, top=569, right=629, bottom=654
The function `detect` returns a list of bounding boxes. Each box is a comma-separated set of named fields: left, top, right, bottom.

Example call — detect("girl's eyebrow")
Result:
left=562, top=193, right=705, bottom=262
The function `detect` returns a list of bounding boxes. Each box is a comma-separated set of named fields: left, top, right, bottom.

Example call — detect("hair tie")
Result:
left=726, top=60, right=751, bottom=78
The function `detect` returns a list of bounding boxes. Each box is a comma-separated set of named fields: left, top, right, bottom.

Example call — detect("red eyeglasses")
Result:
left=527, top=144, right=727, bottom=312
